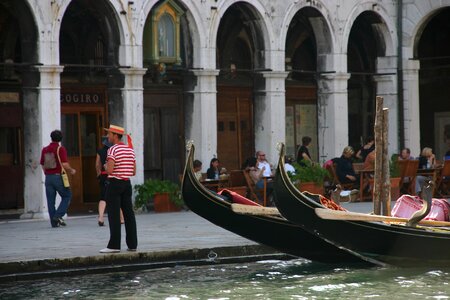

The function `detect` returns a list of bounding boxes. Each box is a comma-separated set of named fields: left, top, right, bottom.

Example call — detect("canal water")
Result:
left=1, top=259, right=450, bottom=299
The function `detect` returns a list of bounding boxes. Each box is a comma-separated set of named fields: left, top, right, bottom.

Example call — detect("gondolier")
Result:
left=100, top=124, right=138, bottom=253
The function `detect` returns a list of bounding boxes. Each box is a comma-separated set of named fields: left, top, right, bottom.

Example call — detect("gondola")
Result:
left=273, top=143, right=450, bottom=267
left=181, top=142, right=366, bottom=264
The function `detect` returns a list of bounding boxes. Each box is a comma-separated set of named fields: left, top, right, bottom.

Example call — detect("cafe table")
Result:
left=200, top=177, right=230, bottom=192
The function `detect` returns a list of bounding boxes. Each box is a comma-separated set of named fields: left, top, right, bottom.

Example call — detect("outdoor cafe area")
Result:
left=352, top=159, right=450, bottom=202
left=197, top=159, right=450, bottom=207
left=199, top=171, right=274, bottom=207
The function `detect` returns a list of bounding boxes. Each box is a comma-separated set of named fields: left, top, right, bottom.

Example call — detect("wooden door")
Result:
left=61, top=108, right=104, bottom=212
left=217, top=86, right=254, bottom=170
left=143, top=90, right=184, bottom=182
left=0, top=104, right=23, bottom=209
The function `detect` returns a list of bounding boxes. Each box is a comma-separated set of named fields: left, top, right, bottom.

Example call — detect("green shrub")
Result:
left=390, top=154, right=400, bottom=178
left=289, top=160, right=329, bottom=186
left=134, top=179, right=183, bottom=210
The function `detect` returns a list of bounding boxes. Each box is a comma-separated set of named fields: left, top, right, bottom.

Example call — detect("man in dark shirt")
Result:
left=40, top=130, right=76, bottom=227
left=296, top=136, right=312, bottom=166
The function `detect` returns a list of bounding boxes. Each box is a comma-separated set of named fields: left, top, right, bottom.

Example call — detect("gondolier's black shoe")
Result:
left=53, top=217, right=66, bottom=227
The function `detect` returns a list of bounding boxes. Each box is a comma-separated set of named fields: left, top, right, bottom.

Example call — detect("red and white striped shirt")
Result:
left=107, top=143, right=136, bottom=180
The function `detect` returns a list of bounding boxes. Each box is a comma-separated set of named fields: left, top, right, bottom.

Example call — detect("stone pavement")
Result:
left=0, top=202, right=374, bottom=280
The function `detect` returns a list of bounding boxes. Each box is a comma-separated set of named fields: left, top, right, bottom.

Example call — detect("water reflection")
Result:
left=1, top=259, right=450, bottom=299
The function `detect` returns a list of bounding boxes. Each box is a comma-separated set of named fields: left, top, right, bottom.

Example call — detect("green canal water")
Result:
left=1, top=259, right=450, bottom=299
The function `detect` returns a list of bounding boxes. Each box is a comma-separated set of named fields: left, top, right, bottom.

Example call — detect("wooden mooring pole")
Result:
left=373, top=96, right=391, bottom=216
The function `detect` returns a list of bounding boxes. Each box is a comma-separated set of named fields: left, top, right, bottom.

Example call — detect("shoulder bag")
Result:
left=57, top=146, right=70, bottom=188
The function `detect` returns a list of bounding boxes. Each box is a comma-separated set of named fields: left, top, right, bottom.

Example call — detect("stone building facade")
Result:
left=0, top=0, right=449, bottom=218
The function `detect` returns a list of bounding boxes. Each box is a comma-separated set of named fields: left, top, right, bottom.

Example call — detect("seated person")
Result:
left=332, top=146, right=358, bottom=186
left=284, top=155, right=296, bottom=175
left=193, top=159, right=202, bottom=181
left=361, top=150, right=376, bottom=194
left=206, top=158, right=226, bottom=180
left=355, top=136, right=375, bottom=162
left=398, top=147, right=414, bottom=160
left=256, top=150, right=274, bottom=177
left=415, top=147, right=436, bottom=196
left=245, top=157, right=273, bottom=201
left=445, top=150, right=450, bottom=161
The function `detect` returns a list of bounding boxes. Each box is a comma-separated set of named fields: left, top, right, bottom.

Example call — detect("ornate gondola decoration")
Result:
left=181, top=142, right=367, bottom=264
left=273, top=143, right=450, bottom=267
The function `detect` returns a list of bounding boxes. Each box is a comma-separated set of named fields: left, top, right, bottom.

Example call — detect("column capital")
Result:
left=320, top=72, right=350, bottom=81
left=259, top=71, right=289, bottom=79
left=119, top=67, right=147, bottom=76
left=191, top=69, right=220, bottom=77
left=36, top=65, right=64, bottom=73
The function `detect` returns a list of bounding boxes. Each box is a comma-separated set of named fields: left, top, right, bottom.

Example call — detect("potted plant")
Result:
left=289, top=160, right=329, bottom=194
left=368, top=154, right=402, bottom=201
left=134, top=179, right=183, bottom=213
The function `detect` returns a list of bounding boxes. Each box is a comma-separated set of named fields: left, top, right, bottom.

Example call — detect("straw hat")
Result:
left=104, top=124, right=125, bottom=135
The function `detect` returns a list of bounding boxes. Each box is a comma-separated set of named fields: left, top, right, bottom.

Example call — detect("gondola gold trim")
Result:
left=315, top=208, right=450, bottom=227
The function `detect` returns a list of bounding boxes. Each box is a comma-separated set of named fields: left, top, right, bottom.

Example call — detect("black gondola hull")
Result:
left=273, top=145, right=450, bottom=267
left=181, top=144, right=366, bottom=264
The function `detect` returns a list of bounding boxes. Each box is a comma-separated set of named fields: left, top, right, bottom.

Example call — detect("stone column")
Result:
left=402, top=59, right=421, bottom=156
left=255, top=71, right=288, bottom=166
left=22, top=65, right=64, bottom=219
left=119, top=67, right=147, bottom=187
left=374, top=56, right=398, bottom=155
left=186, top=69, right=220, bottom=169
left=317, top=72, right=351, bottom=161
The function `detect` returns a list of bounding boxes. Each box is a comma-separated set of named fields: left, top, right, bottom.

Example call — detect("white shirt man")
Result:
left=256, top=151, right=273, bottom=177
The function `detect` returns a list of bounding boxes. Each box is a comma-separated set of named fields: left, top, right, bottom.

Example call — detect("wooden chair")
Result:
left=399, top=160, right=419, bottom=195
left=435, top=160, right=450, bottom=197
left=243, top=169, right=266, bottom=205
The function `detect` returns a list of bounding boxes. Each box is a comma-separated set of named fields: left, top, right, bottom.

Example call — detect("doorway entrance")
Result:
left=0, top=97, right=23, bottom=210
left=61, top=89, right=107, bottom=212
left=217, top=86, right=254, bottom=170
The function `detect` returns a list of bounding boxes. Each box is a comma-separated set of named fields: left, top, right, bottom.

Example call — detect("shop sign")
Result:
left=61, top=92, right=103, bottom=104
left=0, top=92, right=20, bottom=103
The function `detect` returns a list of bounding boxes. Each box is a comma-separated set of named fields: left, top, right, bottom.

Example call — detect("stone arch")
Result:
left=53, top=0, right=126, bottom=65
left=403, top=2, right=450, bottom=57
left=138, top=0, right=204, bottom=68
left=344, top=6, right=397, bottom=150
left=211, top=0, right=274, bottom=69
left=0, top=0, right=39, bottom=63
left=342, top=2, right=396, bottom=57
left=413, top=7, right=450, bottom=158
left=280, top=2, right=335, bottom=58
left=412, top=7, right=450, bottom=58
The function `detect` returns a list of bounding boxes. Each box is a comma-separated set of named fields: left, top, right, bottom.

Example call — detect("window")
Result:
left=158, top=13, right=175, bottom=58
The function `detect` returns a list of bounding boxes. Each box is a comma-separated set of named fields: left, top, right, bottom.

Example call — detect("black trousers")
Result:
left=105, top=178, right=137, bottom=250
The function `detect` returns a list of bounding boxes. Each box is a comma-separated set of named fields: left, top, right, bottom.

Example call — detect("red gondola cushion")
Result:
left=218, top=189, right=261, bottom=206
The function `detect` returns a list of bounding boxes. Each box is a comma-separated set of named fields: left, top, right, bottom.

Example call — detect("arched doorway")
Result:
left=141, top=0, right=193, bottom=182
left=416, top=8, right=450, bottom=159
left=216, top=3, right=266, bottom=170
left=0, top=0, right=37, bottom=212
left=59, top=0, right=121, bottom=212
left=285, top=8, right=320, bottom=160
left=347, top=12, right=386, bottom=155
